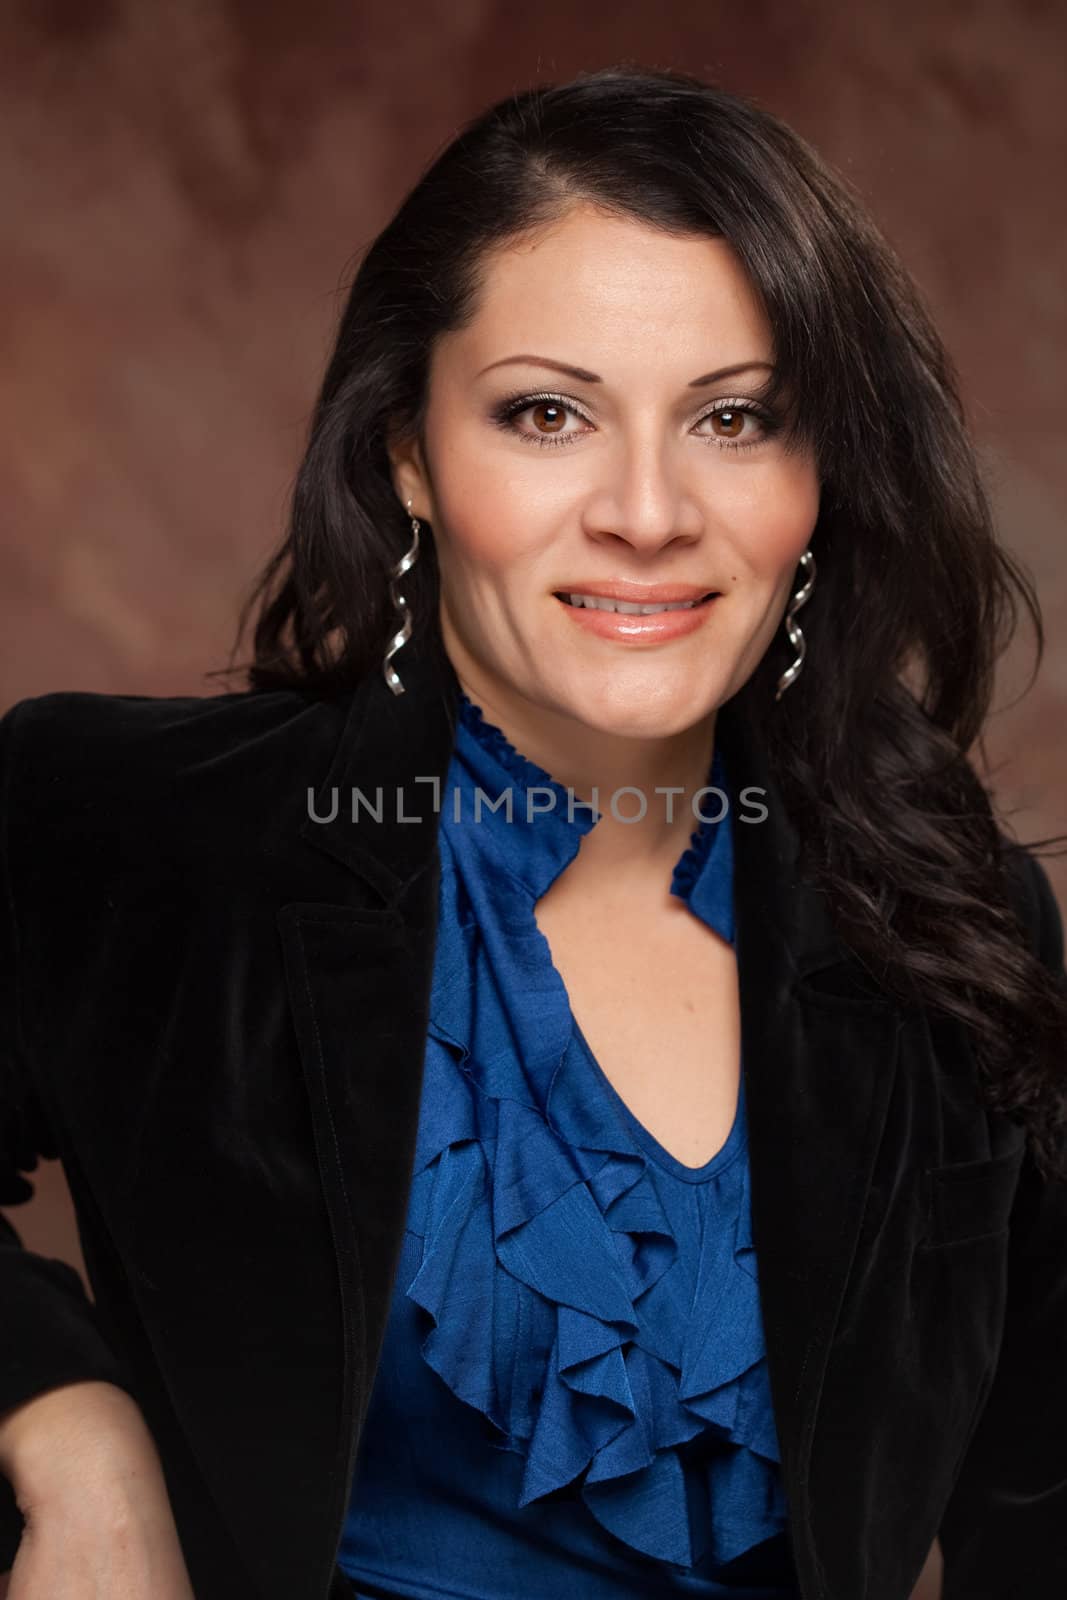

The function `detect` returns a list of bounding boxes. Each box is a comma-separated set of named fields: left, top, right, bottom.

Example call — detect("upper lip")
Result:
left=553, top=580, right=718, bottom=602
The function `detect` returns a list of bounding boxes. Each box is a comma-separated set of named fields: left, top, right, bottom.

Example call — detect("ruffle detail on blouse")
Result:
left=399, top=691, right=785, bottom=1569
left=454, top=690, right=734, bottom=946
left=457, top=693, right=603, bottom=825
left=403, top=1007, right=786, bottom=1572
left=668, top=743, right=735, bottom=945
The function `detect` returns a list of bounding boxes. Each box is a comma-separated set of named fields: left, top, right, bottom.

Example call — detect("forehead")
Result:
left=446, top=204, right=769, bottom=371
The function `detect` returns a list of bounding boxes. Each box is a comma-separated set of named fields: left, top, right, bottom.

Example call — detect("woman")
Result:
left=0, top=63, right=1065, bottom=1600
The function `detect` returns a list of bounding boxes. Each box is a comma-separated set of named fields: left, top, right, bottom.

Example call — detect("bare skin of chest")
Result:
left=533, top=876, right=741, bottom=1171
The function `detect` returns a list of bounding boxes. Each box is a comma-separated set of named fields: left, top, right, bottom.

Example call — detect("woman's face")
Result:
left=390, top=203, right=820, bottom=740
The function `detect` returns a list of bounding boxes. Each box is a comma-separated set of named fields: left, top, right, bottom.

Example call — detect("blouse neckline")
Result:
left=571, top=1017, right=747, bottom=1184
left=453, top=689, right=734, bottom=945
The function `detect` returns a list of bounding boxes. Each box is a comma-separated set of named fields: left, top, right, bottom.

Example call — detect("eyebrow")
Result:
left=475, top=354, right=776, bottom=387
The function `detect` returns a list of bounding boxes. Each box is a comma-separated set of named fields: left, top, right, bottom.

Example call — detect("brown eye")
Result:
left=710, top=409, right=745, bottom=439
left=531, top=402, right=567, bottom=434
left=493, top=391, right=590, bottom=448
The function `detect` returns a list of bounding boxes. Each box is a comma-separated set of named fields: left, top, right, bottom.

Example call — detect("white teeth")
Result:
left=565, top=593, right=705, bottom=614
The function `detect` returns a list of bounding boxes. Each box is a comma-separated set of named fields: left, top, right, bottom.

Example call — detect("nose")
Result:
left=584, top=426, right=701, bottom=551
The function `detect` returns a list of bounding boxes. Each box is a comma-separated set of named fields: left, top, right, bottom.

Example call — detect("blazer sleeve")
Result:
left=0, top=699, right=139, bottom=1552
left=938, top=845, right=1067, bottom=1598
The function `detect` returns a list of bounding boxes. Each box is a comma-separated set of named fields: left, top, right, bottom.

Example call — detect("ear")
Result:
left=385, top=420, right=433, bottom=523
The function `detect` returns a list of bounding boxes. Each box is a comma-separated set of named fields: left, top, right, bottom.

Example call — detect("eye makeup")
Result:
left=487, top=388, right=783, bottom=453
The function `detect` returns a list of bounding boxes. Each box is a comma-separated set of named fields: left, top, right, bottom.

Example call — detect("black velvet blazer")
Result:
left=1, top=631, right=1065, bottom=1600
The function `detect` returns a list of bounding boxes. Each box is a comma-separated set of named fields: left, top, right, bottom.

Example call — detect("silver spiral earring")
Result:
left=382, top=499, right=421, bottom=696
left=774, top=549, right=816, bottom=701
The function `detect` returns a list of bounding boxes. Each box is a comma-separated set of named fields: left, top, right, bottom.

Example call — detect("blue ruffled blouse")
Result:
left=337, top=693, right=799, bottom=1599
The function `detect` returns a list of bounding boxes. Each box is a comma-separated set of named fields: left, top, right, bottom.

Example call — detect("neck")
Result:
left=454, top=671, right=719, bottom=881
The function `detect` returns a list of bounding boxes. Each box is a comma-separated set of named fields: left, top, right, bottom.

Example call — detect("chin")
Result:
left=554, top=686, right=723, bottom=741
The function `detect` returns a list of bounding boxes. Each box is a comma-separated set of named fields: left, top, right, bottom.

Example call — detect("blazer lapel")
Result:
left=280, top=640, right=905, bottom=1596
left=275, top=634, right=461, bottom=1595
left=717, top=699, right=904, bottom=1585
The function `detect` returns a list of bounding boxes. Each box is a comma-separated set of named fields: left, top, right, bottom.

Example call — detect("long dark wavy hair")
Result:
left=217, top=64, right=1067, bottom=1180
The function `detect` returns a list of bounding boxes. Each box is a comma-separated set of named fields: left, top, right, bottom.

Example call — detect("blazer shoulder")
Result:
left=1, top=683, right=345, bottom=820
left=0, top=686, right=354, bottom=891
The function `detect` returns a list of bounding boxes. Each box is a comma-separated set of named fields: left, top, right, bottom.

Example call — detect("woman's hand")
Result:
left=0, top=1381, right=195, bottom=1597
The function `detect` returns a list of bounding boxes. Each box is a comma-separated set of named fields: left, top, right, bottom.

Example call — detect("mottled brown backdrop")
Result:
left=2, top=4, right=1065, bottom=1593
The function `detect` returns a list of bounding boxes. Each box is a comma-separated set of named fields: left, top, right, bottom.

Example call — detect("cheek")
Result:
left=439, top=519, right=511, bottom=577
left=725, top=460, right=820, bottom=581
left=430, top=444, right=550, bottom=584
left=437, top=521, right=548, bottom=603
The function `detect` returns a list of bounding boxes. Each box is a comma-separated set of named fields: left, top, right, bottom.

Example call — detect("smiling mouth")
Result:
left=553, top=591, right=719, bottom=615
